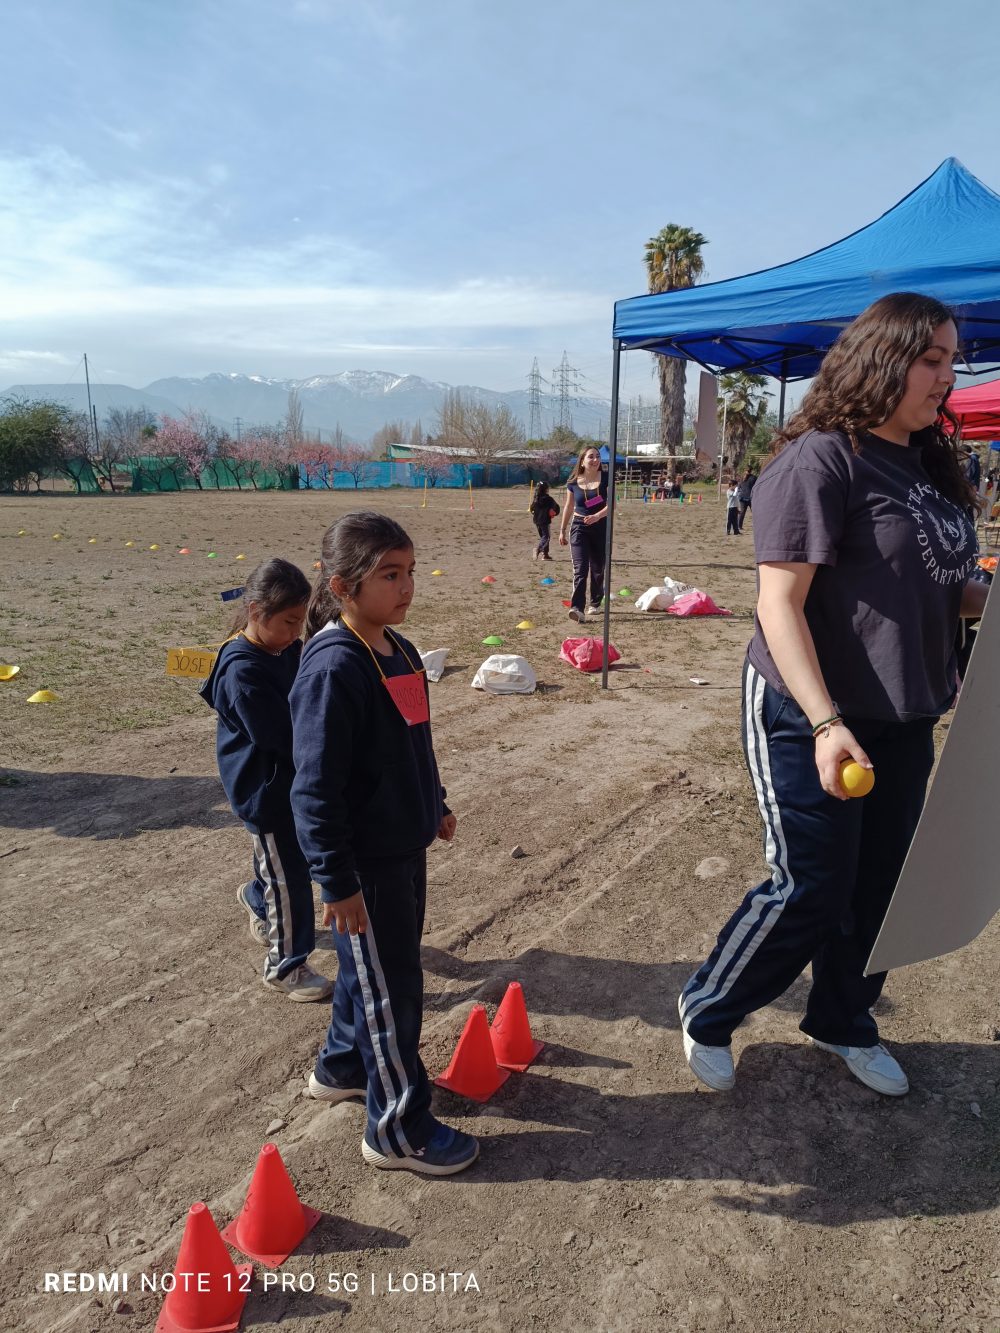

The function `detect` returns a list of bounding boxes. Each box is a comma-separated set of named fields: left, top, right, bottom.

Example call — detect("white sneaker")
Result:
left=235, top=882, right=269, bottom=945
left=808, top=1038, right=909, bottom=1096
left=567, top=607, right=584, bottom=623
left=307, top=1072, right=366, bottom=1104
left=678, top=998, right=734, bottom=1091
left=264, top=964, right=334, bottom=1003
left=585, top=605, right=602, bottom=618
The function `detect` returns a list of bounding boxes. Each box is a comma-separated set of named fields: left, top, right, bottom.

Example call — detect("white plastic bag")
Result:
left=663, top=575, right=692, bottom=597
left=635, top=586, right=677, bottom=612
left=471, top=653, right=537, bottom=695
left=419, top=648, right=449, bottom=683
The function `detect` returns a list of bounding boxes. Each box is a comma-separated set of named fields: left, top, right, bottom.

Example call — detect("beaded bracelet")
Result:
left=811, top=714, right=844, bottom=739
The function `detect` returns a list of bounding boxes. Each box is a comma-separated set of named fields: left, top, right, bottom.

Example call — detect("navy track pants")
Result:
left=246, top=818, right=315, bottom=982
left=680, top=660, right=935, bottom=1048
left=314, top=851, right=435, bottom=1156
left=569, top=520, right=606, bottom=612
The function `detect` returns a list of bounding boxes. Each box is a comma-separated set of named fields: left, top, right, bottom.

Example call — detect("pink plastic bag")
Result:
left=666, top=590, right=731, bottom=617
left=559, top=636, right=621, bottom=672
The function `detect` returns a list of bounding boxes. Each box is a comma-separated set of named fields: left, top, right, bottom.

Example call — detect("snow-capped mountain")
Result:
left=4, top=370, right=611, bottom=441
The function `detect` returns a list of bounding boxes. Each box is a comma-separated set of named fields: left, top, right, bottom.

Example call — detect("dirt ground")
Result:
left=1, top=486, right=997, bottom=1333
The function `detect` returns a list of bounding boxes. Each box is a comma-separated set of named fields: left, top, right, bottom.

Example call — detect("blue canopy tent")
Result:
left=598, top=158, right=1000, bottom=684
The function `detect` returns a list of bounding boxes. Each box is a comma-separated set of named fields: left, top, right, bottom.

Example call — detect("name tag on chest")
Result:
left=384, top=673, right=429, bottom=726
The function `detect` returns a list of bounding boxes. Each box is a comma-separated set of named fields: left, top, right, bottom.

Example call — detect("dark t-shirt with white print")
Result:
left=746, top=429, right=977, bottom=722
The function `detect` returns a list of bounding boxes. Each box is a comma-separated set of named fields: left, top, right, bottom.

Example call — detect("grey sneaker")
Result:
left=307, top=1072, right=366, bottom=1104
left=808, top=1038, right=909, bottom=1096
left=236, top=883, right=269, bottom=945
left=567, top=607, right=584, bottom=623
left=264, top=964, right=334, bottom=1003
left=361, top=1121, right=479, bottom=1176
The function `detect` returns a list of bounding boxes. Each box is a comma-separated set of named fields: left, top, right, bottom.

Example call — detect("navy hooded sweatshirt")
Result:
left=289, top=623, right=448, bottom=903
left=200, top=635, right=302, bottom=830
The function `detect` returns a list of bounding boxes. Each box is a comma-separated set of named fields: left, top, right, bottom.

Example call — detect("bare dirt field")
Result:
left=1, top=486, right=997, bottom=1333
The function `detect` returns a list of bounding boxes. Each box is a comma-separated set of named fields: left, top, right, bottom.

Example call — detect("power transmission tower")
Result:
left=526, top=358, right=547, bottom=439
left=551, top=351, right=580, bottom=433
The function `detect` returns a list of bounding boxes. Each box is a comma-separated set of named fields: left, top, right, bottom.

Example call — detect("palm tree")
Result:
left=719, top=372, right=769, bottom=472
left=644, top=225, right=708, bottom=451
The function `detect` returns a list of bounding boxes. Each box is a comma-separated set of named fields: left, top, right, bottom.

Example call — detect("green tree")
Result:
left=719, top=373, right=769, bottom=473
left=0, top=396, right=88, bottom=492
left=644, top=225, right=708, bottom=451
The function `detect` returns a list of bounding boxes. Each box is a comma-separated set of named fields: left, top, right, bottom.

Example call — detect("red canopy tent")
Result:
left=949, top=378, right=1000, bottom=439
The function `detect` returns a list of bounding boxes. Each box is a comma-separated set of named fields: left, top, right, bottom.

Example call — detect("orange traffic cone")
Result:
left=222, top=1143, right=321, bottom=1267
left=154, top=1202, right=251, bottom=1333
left=434, top=1004, right=511, bottom=1102
left=490, top=982, right=544, bottom=1071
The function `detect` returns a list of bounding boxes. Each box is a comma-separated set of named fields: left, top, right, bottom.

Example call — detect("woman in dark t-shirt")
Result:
left=678, top=292, right=987, bottom=1100
left=558, top=445, right=608, bottom=622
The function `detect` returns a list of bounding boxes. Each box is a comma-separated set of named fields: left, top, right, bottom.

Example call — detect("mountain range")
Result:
left=2, top=370, right=611, bottom=442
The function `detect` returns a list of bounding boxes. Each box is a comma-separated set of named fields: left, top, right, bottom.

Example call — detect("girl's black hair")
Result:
left=228, top=557, right=311, bottom=633
left=530, top=481, right=550, bottom=514
left=305, top=511, right=413, bottom=639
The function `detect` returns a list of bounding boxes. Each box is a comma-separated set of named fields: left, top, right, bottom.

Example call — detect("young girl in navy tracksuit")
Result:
left=290, top=511, right=479, bottom=1177
left=200, top=558, right=332, bottom=1003
left=530, top=481, right=560, bottom=560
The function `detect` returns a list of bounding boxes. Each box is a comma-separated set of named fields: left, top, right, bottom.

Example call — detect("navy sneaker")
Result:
left=307, top=1072, right=366, bottom=1104
left=361, top=1121, right=479, bottom=1176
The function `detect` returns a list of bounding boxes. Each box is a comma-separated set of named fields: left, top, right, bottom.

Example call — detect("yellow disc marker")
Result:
left=839, top=760, right=875, bottom=798
left=236, top=553, right=246, bottom=560
left=0, top=664, right=20, bottom=681
left=432, top=569, right=443, bottom=576
left=52, top=533, right=62, bottom=540
left=17, top=529, right=26, bottom=536
left=125, top=540, right=135, bottom=547
left=149, top=544, right=160, bottom=551
left=88, top=537, right=97, bottom=544
left=516, top=620, right=536, bottom=630
left=27, top=688, right=60, bottom=703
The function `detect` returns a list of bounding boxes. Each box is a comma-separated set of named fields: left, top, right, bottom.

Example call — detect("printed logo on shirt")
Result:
left=905, top=481, right=977, bottom=587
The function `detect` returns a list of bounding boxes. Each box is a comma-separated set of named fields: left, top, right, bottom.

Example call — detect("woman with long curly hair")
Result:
left=678, top=292, right=987, bottom=1098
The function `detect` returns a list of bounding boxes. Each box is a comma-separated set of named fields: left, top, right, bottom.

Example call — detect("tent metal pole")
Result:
left=777, top=355, right=788, bottom=426
left=600, top=339, right=623, bottom=690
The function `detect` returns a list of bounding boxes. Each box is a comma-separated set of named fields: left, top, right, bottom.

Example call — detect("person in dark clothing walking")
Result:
left=291, top=511, right=478, bottom=1177
left=200, top=558, right=333, bottom=1002
left=679, top=293, right=986, bottom=1100
left=530, top=481, right=560, bottom=560
left=736, top=470, right=756, bottom=531
left=558, top=445, right=608, bottom=622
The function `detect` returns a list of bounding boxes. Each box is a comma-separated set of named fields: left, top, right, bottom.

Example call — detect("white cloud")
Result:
left=0, top=148, right=610, bottom=385
left=0, top=349, right=76, bottom=376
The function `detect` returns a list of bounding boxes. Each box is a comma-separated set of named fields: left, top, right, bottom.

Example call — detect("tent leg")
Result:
left=778, top=375, right=787, bottom=427
left=601, top=341, right=623, bottom=690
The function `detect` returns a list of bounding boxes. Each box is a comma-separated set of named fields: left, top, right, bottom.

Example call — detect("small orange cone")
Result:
left=221, top=1143, right=321, bottom=1266
left=154, top=1202, right=251, bottom=1333
left=434, top=1004, right=510, bottom=1102
left=490, top=982, right=544, bottom=1071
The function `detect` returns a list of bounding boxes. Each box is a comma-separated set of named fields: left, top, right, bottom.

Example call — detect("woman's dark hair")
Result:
left=228, top=557, right=310, bottom=633
left=772, top=292, right=977, bottom=511
left=305, top=511, right=413, bottom=639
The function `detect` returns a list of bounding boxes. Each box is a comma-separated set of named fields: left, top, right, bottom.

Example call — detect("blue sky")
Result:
left=2, top=0, right=999, bottom=403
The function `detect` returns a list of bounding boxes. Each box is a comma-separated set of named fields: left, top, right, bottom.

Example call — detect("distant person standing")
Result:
left=530, top=482, right=560, bottom=561
left=736, top=470, right=756, bottom=531
left=725, top=481, right=741, bottom=535
left=558, top=445, right=608, bottom=622
left=962, top=444, right=981, bottom=490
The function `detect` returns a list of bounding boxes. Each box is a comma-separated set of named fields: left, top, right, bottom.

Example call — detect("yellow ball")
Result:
left=839, top=760, right=874, bottom=798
